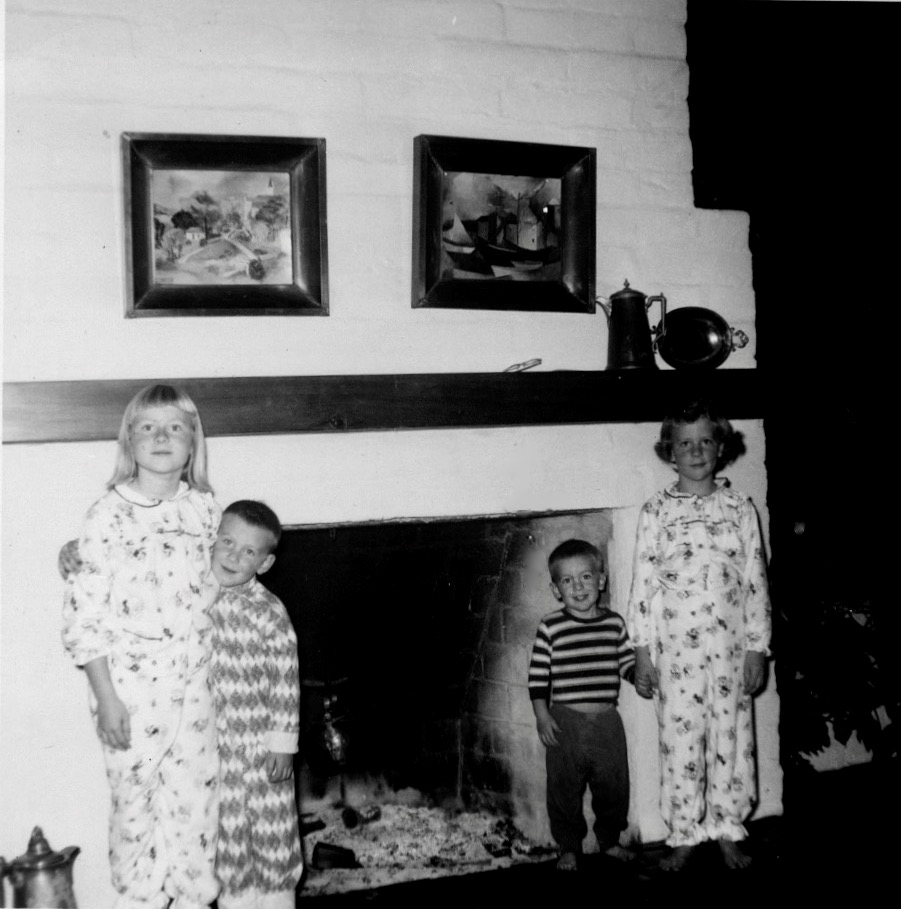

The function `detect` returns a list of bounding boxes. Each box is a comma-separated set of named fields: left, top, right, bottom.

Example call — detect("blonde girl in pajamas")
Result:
left=626, top=400, right=771, bottom=872
left=63, top=384, right=222, bottom=909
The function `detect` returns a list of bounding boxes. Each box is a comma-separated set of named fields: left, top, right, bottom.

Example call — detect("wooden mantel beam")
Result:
left=3, top=371, right=766, bottom=444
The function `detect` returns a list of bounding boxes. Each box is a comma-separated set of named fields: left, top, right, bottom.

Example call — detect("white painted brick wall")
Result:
left=2, top=4, right=776, bottom=905
left=3, top=0, right=758, bottom=381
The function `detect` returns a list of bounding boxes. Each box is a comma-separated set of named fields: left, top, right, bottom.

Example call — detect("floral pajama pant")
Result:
left=654, top=590, right=757, bottom=848
left=98, top=654, right=219, bottom=909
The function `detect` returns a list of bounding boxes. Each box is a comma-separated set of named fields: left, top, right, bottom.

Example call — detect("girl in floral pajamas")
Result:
left=627, top=400, right=771, bottom=872
left=63, top=384, right=222, bottom=909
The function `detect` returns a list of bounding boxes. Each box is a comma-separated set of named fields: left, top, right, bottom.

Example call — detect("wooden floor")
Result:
left=296, top=762, right=897, bottom=905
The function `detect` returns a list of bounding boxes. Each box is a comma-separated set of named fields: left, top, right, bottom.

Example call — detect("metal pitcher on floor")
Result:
left=597, top=280, right=667, bottom=370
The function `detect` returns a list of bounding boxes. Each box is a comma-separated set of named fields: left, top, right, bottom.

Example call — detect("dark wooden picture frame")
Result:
left=412, top=135, right=596, bottom=312
left=123, top=132, right=328, bottom=317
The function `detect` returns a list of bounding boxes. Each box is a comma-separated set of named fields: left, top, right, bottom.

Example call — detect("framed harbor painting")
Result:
left=123, top=133, right=328, bottom=316
left=412, top=135, right=596, bottom=312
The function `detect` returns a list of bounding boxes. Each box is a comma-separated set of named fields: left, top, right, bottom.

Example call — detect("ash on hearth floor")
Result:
left=301, top=801, right=555, bottom=897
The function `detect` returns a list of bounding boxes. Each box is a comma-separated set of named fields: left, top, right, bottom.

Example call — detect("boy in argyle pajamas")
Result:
left=208, top=500, right=303, bottom=909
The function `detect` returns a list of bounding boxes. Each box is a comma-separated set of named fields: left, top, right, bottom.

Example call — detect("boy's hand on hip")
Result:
left=265, top=751, right=295, bottom=783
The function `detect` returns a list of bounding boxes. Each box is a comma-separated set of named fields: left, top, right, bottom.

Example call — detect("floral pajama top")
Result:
left=627, top=480, right=771, bottom=657
left=62, top=481, right=221, bottom=679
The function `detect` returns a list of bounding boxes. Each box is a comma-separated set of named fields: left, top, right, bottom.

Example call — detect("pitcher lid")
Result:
left=8, top=827, right=77, bottom=871
left=610, top=278, right=644, bottom=299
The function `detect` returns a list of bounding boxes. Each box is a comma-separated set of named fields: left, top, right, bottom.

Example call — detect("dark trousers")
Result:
left=545, top=704, right=629, bottom=853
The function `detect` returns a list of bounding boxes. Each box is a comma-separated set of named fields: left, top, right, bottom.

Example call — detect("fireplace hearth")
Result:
left=299, top=781, right=555, bottom=897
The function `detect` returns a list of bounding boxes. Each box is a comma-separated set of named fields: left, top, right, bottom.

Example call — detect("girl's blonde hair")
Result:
left=108, top=384, right=213, bottom=493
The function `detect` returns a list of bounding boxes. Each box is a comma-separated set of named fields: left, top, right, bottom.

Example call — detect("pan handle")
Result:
left=729, top=328, right=749, bottom=351
left=648, top=294, right=667, bottom=350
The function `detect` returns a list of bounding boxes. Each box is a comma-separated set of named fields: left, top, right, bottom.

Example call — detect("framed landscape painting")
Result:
left=123, top=133, right=328, bottom=316
left=412, top=135, right=596, bottom=312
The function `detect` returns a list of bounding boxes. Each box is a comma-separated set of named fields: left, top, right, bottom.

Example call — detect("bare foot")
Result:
left=556, top=851, right=578, bottom=871
left=718, top=839, right=752, bottom=869
left=605, top=844, right=636, bottom=862
left=659, top=844, right=695, bottom=871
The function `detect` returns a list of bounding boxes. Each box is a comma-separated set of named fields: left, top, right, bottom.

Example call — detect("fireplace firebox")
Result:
left=261, top=510, right=615, bottom=893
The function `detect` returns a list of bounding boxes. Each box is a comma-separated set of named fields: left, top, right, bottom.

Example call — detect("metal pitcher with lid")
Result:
left=1, top=827, right=79, bottom=908
left=597, top=279, right=667, bottom=370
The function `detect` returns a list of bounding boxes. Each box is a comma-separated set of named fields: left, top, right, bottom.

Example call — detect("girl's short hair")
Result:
left=548, top=539, right=604, bottom=579
left=655, top=398, right=746, bottom=471
left=108, top=384, right=212, bottom=492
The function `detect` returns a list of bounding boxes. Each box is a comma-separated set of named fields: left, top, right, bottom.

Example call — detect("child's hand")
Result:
left=743, top=651, right=767, bottom=696
left=95, top=693, right=131, bottom=750
left=58, top=539, right=82, bottom=580
left=265, top=751, right=294, bottom=783
left=634, top=647, right=658, bottom=699
left=536, top=713, right=561, bottom=748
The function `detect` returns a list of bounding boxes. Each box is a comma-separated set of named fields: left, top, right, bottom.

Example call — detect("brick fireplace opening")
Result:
left=262, top=510, right=615, bottom=892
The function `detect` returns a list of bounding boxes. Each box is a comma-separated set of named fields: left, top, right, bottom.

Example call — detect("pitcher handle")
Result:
left=647, top=293, right=667, bottom=350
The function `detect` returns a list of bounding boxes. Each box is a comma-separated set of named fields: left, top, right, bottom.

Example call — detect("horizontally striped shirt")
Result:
left=528, top=608, right=635, bottom=706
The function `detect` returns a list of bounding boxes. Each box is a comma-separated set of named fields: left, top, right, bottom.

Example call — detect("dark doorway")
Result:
left=687, top=0, right=897, bottom=780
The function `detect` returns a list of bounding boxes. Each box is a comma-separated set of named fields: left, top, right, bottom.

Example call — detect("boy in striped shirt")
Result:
left=528, top=539, right=636, bottom=871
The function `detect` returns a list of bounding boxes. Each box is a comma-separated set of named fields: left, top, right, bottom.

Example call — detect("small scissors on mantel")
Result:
left=503, top=358, right=542, bottom=373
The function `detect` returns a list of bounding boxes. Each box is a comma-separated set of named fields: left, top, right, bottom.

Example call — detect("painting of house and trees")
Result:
left=440, top=172, right=562, bottom=281
left=151, top=169, right=293, bottom=286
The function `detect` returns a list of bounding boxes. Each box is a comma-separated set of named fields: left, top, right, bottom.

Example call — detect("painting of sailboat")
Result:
left=441, top=172, right=562, bottom=281
left=413, top=134, right=595, bottom=312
